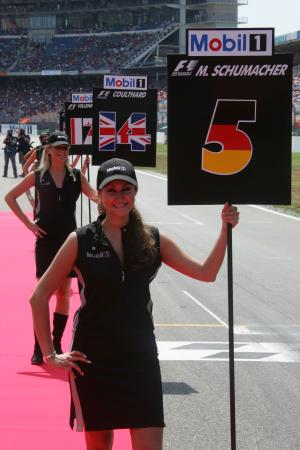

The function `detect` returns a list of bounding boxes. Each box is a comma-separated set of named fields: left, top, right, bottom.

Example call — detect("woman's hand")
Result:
left=221, top=203, right=239, bottom=228
left=81, top=156, right=90, bottom=175
left=83, top=155, right=90, bottom=166
left=45, top=350, right=91, bottom=376
left=27, top=220, right=47, bottom=238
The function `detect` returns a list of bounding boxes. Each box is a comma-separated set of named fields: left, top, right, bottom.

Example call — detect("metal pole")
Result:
left=227, top=219, right=236, bottom=450
left=80, top=155, right=83, bottom=226
left=87, top=156, right=91, bottom=223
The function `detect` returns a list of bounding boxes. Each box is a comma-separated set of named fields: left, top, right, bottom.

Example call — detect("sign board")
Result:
left=71, top=93, right=93, bottom=103
left=64, top=102, right=93, bottom=155
left=168, top=53, right=292, bottom=205
left=187, top=28, right=274, bottom=57
left=92, top=87, right=157, bottom=166
left=0, top=124, right=37, bottom=135
left=104, top=75, right=147, bottom=91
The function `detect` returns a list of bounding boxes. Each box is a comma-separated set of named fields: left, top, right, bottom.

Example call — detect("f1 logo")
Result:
left=97, top=90, right=110, bottom=99
left=172, top=60, right=199, bottom=76
left=174, top=60, right=198, bottom=73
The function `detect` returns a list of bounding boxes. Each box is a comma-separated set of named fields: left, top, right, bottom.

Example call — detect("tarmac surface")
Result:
left=1, top=145, right=300, bottom=449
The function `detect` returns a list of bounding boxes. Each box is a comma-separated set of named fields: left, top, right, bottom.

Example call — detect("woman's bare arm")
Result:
left=4, top=173, right=46, bottom=237
left=29, top=233, right=90, bottom=373
left=80, top=172, right=99, bottom=203
left=160, top=204, right=239, bottom=282
left=23, top=150, right=36, bottom=175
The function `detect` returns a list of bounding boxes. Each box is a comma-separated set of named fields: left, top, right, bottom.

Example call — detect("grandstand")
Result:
left=0, top=0, right=299, bottom=135
left=0, top=0, right=244, bottom=129
left=275, top=31, right=300, bottom=135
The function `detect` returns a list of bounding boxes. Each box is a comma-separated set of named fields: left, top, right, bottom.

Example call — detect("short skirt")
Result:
left=69, top=333, right=165, bottom=431
left=35, top=238, right=76, bottom=278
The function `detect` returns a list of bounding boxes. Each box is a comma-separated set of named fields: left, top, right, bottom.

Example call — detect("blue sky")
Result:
left=238, top=0, right=300, bottom=36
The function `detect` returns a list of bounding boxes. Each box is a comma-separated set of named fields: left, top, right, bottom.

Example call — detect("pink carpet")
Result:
left=0, top=211, right=131, bottom=449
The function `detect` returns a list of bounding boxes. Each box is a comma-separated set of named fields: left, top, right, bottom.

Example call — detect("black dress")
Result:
left=69, top=218, right=165, bottom=431
left=34, top=168, right=81, bottom=277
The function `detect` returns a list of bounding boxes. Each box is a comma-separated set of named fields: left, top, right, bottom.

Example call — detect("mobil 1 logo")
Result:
left=187, top=28, right=274, bottom=57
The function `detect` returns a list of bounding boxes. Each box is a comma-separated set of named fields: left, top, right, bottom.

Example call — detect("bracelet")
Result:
left=43, top=351, right=57, bottom=363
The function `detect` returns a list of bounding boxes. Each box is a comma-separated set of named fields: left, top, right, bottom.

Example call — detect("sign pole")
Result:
left=87, top=156, right=91, bottom=223
left=227, top=217, right=236, bottom=450
left=80, top=155, right=83, bottom=226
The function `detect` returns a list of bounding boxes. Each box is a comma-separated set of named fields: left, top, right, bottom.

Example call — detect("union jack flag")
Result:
left=99, top=112, right=116, bottom=151
left=126, top=113, right=151, bottom=152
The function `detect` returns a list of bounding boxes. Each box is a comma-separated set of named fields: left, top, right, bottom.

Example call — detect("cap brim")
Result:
left=49, top=141, right=70, bottom=147
left=98, top=175, right=138, bottom=190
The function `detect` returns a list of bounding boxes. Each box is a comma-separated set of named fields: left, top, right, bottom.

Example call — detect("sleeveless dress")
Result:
left=34, top=168, right=81, bottom=277
left=69, top=218, right=165, bottom=431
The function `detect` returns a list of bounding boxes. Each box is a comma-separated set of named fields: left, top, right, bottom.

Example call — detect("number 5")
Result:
left=202, top=99, right=256, bottom=175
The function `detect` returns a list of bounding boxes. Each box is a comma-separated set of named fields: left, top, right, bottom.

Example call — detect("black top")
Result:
left=17, top=135, right=31, bottom=155
left=35, top=145, right=45, bottom=163
left=34, top=168, right=81, bottom=243
left=74, top=218, right=161, bottom=338
left=4, top=137, right=18, bottom=154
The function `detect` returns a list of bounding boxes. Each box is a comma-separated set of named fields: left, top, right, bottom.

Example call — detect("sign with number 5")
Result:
left=168, top=54, right=292, bottom=205
left=202, top=99, right=256, bottom=175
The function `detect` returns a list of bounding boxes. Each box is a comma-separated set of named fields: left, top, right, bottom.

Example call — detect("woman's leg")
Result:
left=52, top=277, right=72, bottom=353
left=55, top=277, right=71, bottom=314
left=130, top=427, right=163, bottom=450
left=84, top=430, right=114, bottom=450
left=10, top=153, right=18, bottom=178
left=3, top=152, right=9, bottom=176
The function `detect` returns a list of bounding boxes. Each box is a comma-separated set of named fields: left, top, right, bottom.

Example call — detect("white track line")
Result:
left=136, top=170, right=167, bottom=181
left=249, top=205, right=300, bottom=222
left=137, top=170, right=300, bottom=223
left=182, top=290, right=228, bottom=328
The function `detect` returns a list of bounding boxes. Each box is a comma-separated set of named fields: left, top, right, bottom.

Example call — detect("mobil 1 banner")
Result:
left=64, top=102, right=93, bottom=155
left=92, top=87, right=157, bottom=166
left=168, top=54, right=292, bottom=205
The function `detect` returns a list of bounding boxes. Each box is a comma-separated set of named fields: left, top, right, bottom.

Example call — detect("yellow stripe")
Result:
left=202, top=148, right=252, bottom=174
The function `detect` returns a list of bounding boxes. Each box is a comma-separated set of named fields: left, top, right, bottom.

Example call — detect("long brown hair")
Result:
left=98, top=204, right=158, bottom=270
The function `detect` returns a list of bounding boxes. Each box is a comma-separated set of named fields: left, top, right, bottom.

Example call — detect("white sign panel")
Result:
left=71, top=93, right=93, bottom=103
left=104, top=75, right=147, bottom=90
left=187, top=29, right=274, bottom=57
left=0, top=124, right=37, bottom=135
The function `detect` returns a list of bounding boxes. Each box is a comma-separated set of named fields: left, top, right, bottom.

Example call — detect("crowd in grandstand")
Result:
left=0, top=76, right=167, bottom=125
left=0, top=0, right=298, bottom=133
left=0, top=78, right=91, bottom=123
left=11, top=32, right=160, bottom=72
left=0, top=26, right=169, bottom=72
left=0, top=37, right=26, bottom=71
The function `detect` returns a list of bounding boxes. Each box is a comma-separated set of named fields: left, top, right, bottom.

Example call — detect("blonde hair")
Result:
left=98, top=204, right=158, bottom=270
left=38, top=144, right=74, bottom=180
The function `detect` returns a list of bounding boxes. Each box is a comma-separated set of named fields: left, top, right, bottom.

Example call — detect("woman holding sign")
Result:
left=29, top=158, right=239, bottom=450
left=5, top=131, right=98, bottom=365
